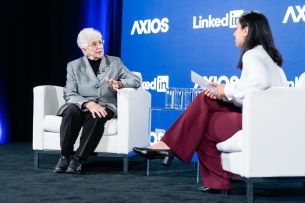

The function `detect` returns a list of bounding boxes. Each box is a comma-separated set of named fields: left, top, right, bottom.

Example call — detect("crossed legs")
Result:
left=151, top=93, right=241, bottom=189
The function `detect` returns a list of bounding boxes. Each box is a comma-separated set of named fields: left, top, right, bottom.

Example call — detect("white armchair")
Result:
left=33, top=73, right=151, bottom=173
left=216, top=75, right=305, bottom=202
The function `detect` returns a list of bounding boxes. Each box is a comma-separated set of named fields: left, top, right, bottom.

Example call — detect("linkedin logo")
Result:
left=131, top=18, right=169, bottom=35
left=193, top=10, right=244, bottom=29
left=142, top=76, right=169, bottom=92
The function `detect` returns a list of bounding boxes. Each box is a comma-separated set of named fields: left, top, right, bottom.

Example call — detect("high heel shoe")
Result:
left=132, top=147, right=175, bottom=166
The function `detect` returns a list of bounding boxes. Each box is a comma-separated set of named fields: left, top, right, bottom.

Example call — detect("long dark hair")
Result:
left=237, top=11, right=283, bottom=70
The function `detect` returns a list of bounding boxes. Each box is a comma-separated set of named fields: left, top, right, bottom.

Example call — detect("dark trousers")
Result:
left=161, top=92, right=242, bottom=189
left=60, top=104, right=114, bottom=160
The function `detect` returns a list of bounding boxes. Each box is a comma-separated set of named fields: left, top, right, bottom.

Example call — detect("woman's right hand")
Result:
left=204, top=83, right=228, bottom=101
left=203, top=88, right=217, bottom=99
left=83, top=102, right=107, bottom=118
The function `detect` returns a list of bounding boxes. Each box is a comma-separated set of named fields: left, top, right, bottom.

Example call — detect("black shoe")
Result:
left=198, top=187, right=230, bottom=195
left=132, top=147, right=174, bottom=166
left=66, top=156, right=82, bottom=174
left=54, top=155, right=70, bottom=173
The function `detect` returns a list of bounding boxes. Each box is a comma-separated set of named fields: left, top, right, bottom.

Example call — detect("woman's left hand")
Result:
left=204, top=82, right=227, bottom=100
left=106, top=77, right=122, bottom=93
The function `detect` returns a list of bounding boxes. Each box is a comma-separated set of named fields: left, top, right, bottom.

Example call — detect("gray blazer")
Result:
left=57, top=55, right=141, bottom=117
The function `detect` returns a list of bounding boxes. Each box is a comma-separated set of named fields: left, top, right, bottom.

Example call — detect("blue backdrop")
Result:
left=0, top=73, right=7, bottom=144
left=121, top=0, right=305, bottom=107
left=121, top=0, right=305, bottom=143
left=81, top=0, right=122, bottom=57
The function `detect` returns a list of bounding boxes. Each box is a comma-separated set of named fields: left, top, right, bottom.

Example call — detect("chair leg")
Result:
left=34, top=151, right=39, bottom=170
left=123, top=157, right=128, bottom=174
left=196, top=161, right=201, bottom=183
left=246, top=181, right=254, bottom=203
left=221, top=189, right=230, bottom=196
left=146, top=159, right=150, bottom=176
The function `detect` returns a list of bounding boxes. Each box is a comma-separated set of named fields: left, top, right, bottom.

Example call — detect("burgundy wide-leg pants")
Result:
left=161, top=92, right=242, bottom=189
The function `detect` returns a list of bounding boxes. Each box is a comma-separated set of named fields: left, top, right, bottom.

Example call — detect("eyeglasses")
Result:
left=88, top=40, right=104, bottom=49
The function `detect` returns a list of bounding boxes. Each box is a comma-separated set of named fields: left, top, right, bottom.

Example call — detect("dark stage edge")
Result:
left=0, top=142, right=304, bottom=203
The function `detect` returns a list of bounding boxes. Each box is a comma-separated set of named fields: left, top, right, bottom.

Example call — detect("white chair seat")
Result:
left=43, top=115, right=118, bottom=136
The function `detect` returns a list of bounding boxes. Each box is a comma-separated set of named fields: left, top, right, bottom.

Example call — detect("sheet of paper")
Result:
left=191, top=70, right=216, bottom=92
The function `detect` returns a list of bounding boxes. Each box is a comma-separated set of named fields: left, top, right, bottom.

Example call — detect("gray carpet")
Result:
left=0, top=142, right=304, bottom=203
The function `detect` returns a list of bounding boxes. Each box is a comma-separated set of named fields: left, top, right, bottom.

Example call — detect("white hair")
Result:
left=77, top=28, right=102, bottom=49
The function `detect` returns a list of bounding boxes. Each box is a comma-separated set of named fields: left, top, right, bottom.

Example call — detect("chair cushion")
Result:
left=216, top=130, right=243, bottom=152
left=43, top=115, right=118, bottom=136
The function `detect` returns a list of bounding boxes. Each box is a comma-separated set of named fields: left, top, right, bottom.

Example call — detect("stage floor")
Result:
left=1, top=142, right=304, bottom=203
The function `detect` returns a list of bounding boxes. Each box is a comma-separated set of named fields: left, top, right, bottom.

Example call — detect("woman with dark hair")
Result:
left=133, top=11, right=288, bottom=193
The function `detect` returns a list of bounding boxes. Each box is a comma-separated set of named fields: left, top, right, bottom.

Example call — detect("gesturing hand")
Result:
left=83, top=102, right=107, bottom=118
left=106, top=77, right=122, bottom=93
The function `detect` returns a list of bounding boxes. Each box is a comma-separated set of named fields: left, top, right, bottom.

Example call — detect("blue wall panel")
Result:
left=121, top=0, right=305, bottom=143
left=121, top=0, right=305, bottom=107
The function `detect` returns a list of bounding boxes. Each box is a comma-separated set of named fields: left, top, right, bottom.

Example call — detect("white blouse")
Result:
left=224, top=45, right=288, bottom=107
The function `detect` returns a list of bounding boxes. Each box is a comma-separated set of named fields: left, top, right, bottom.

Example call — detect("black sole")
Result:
left=53, top=168, right=68, bottom=173
left=66, top=168, right=81, bottom=174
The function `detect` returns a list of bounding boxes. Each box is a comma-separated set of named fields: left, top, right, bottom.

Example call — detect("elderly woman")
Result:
left=54, top=28, right=141, bottom=174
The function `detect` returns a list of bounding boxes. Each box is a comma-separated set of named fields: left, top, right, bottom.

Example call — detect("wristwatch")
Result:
left=117, top=80, right=123, bottom=88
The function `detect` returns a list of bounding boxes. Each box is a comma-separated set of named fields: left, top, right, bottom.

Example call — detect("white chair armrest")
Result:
left=116, top=87, right=151, bottom=154
left=33, top=85, right=64, bottom=150
left=242, top=87, right=305, bottom=177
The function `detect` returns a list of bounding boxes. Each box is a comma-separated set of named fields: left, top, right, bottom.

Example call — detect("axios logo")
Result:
left=131, top=18, right=169, bottom=35
left=142, top=76, right=169, bottom=92
left=283, top=5, right=305, bottom=23
left=193, top=10, right=244, bottom=29
left=194, top=75, right=239, bottom=88
left=192, top=75, right=300, bottom=88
